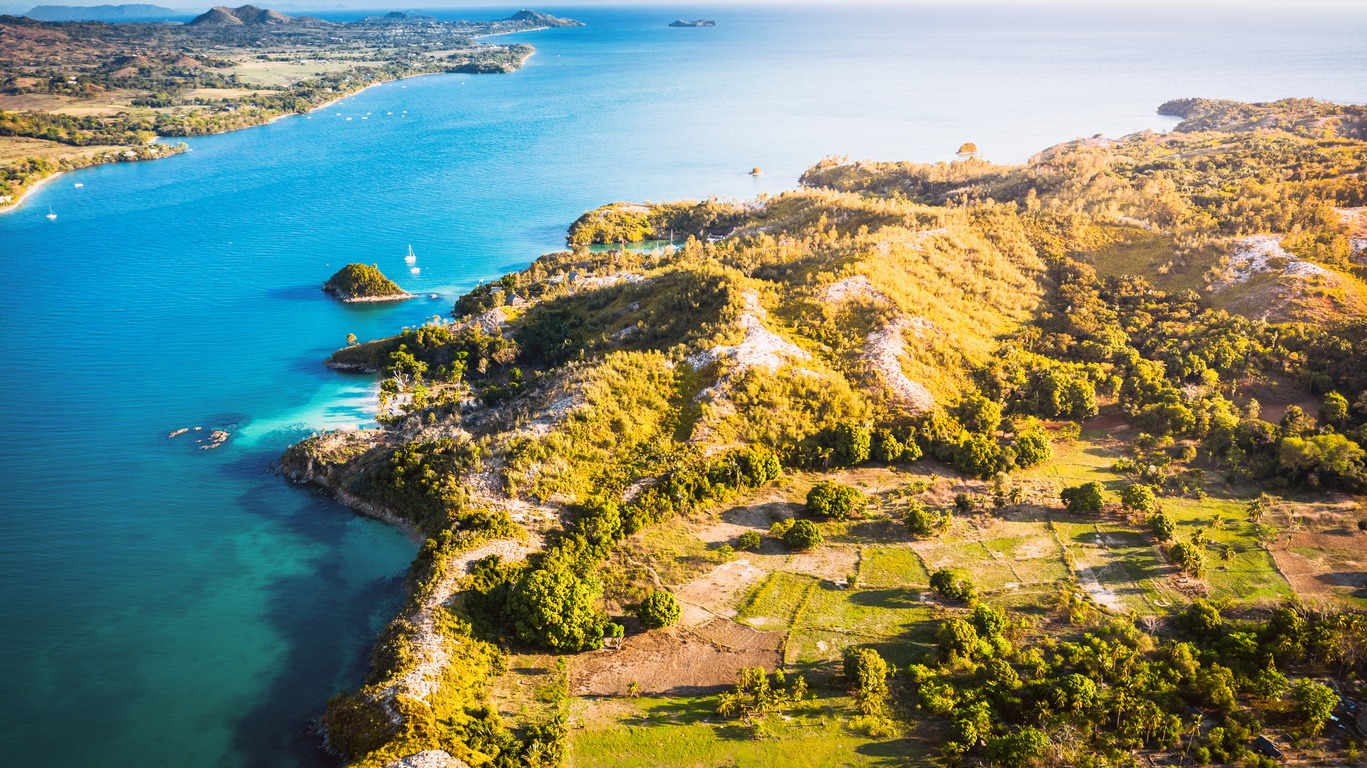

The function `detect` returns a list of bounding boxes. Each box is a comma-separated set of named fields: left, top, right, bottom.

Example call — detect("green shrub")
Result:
left=1171, top=540, right=1205, bottom=577
left=833, top=422, right=873, bottom=464
left=806, top=481, right=867, bottom=520
left=1120, top=483, right=1158, bottom=513
left=1060, top=481, right=1104, bottom=513
left=769, top=518, right=794, bottom=538
left=1013, top=426, right=1053, bottom=468
left=957, top=393, right=1004, bottom=434
left=1148, top=511, right=1177, bottom=541
left=784, top=519, right=823, bottom=551
left=953, top=433, right=1015, bottom=479
left=1290, top=679, right=1338, bottom=735
left=507, top=563, right=605, bottom=651
left=929, top=568, right=976, bottom=602
left=636, top=590, right=682, bottom=629
left=738, top=531, right=762, bottom=550
left=843, top=646, right=890, bottom=700
left=872, top=427, right=920, bottom=463
left=904, top=500, right=948, bottom=537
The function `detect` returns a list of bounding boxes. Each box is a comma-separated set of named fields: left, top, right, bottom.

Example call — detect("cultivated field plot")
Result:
left=571, top=619, right=785, bottom=697
left=228, top=57, right=384, bottom=87
left=568, top=693, right=932, bottom=768
left=857, top=546, right=929, bottom=588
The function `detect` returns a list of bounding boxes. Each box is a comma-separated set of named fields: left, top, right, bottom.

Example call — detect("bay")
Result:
left=1, top=3, right=1364, bottom=767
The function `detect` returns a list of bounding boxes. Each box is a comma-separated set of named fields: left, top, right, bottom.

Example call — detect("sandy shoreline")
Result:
left=0, top=168, right=63, bottom=216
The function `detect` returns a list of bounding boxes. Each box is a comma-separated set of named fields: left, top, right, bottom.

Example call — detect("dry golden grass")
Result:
left=0, top=136, right=133, bottom=164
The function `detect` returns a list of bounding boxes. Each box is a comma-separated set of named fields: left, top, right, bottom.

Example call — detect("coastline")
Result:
left=0, top=168, right=62, bottom=216
left=0, top=35, right=544, bottom=218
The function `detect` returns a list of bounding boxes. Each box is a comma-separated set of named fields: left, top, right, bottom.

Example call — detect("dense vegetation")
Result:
left=286, top=99, right=1367, bottom=767
left=323, top=263, right=408, bottom=301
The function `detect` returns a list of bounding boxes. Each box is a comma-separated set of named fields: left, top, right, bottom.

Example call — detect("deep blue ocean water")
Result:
left=1, top=3, right=1364, bottom=766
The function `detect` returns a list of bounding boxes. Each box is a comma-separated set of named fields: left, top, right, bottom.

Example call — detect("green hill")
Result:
left=322, top=263, right=410, bottom=303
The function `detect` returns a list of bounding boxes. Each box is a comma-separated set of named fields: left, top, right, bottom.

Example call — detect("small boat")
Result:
left=405, top=244, right=417, bottom=265
left=410, top=267, right=420, bottom=275
left=74, top=183, right=83, bottom=188
left=45, top=206, right=56, bottom=220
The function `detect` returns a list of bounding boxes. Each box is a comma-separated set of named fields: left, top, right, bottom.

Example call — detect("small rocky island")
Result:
left=322, top=264, right=412, bottom=303
left=669, top=19, right=716, bottom=27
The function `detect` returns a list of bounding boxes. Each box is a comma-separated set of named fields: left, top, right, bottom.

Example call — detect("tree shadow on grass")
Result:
left=848, top=588, right=923, bottom=609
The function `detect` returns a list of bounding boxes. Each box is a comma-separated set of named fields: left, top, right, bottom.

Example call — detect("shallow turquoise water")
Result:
left=1, top=3, right=1364, bottom=767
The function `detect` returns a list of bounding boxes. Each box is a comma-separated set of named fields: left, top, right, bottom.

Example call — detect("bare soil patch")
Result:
left=675, top=558, right=769, bottom=625
left=1271, top=530, right=1367, bottom=602
left=571, top=618, right=785, bottom=696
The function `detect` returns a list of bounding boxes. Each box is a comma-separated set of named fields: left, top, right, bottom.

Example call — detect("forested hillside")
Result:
left=285, top=98, right=1367, bottom=768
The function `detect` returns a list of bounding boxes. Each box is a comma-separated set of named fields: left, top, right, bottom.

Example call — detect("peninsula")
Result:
left=323, top=264, right=412, bottom=303
left=0, top=6, right=582, bottom=212
left=286, top=98, right=1367, bottom=767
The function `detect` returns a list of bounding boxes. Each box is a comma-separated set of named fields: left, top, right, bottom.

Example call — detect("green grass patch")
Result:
left=736, top=571, right=819, bottom=630
left=570, top=694, right=931, bottom=768
left=858, top=546, right=930, bottom=588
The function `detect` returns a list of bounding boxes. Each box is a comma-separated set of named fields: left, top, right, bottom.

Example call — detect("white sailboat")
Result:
left=405, top=245, right=417, bottom=265
left=45, top=206, right=56, bottom=220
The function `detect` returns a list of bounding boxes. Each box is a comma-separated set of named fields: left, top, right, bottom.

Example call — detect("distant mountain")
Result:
left=25, top=4, right=186, bottom=21
left=187, top=4, right=291, bottom=26
left=505, top=9, right=583, bottom=28
left=670, top=19, right=717, bottom=28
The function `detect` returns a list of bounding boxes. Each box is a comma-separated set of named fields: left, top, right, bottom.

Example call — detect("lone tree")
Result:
left=1149, top=511, right=1177, bottom=541
left=957, top=142, right=979, bottom=156
left=1061, top=482, right=1105, bottom=513
left=843, top=646, right=890, bottom=704
left=635, top=590, right=682, bottom=629
left=806, top=481, right=867, bottom=521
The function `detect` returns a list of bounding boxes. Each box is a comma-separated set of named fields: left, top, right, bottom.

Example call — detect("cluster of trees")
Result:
left=464, top=446, right=782, bottom=651
left=901, top=599, right=1358, bottom=766
left=713, top=666, right=810, bottom=738
left=566, top=199, right=745, bottom=246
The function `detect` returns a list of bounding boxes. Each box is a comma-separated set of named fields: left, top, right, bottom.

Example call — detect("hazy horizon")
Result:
left=9, top=0, right=1366, bottom=12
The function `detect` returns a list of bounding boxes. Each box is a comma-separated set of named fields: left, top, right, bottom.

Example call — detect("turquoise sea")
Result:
left=1, top=3, right=1364, bottom=766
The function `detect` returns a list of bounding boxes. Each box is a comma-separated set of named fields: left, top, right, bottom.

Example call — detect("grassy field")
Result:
left=0, top=136, right=134, bottom=164
left=569, top=694, right=932, bottom=768
left=565, top=432, right=1364, bottom=766
left=227, top=57, right=381, bottom=87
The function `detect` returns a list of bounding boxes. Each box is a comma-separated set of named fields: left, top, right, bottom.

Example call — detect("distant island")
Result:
left=323, top=264, right=412, bottom=303
left=670, top=19, right=716, bottom=27
left=23, top=4, right=184, bottom=22
left=0, top=6, right=583, bottom=213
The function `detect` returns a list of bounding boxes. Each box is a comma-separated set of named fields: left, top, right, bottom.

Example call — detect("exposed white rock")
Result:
left=863, top=317, right=935, bottom=413
left=386, top=750, right=470, bottom=768
left=1214, top=235, right=1336, bottom=289
left=686, top=291, right=810, bottom=373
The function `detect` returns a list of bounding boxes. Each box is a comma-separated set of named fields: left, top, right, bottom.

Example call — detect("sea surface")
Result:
left=1, top=3, right=1364, bottom=766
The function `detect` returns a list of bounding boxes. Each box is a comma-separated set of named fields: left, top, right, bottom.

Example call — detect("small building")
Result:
left=1252, top=735, right=1283, bottom=759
